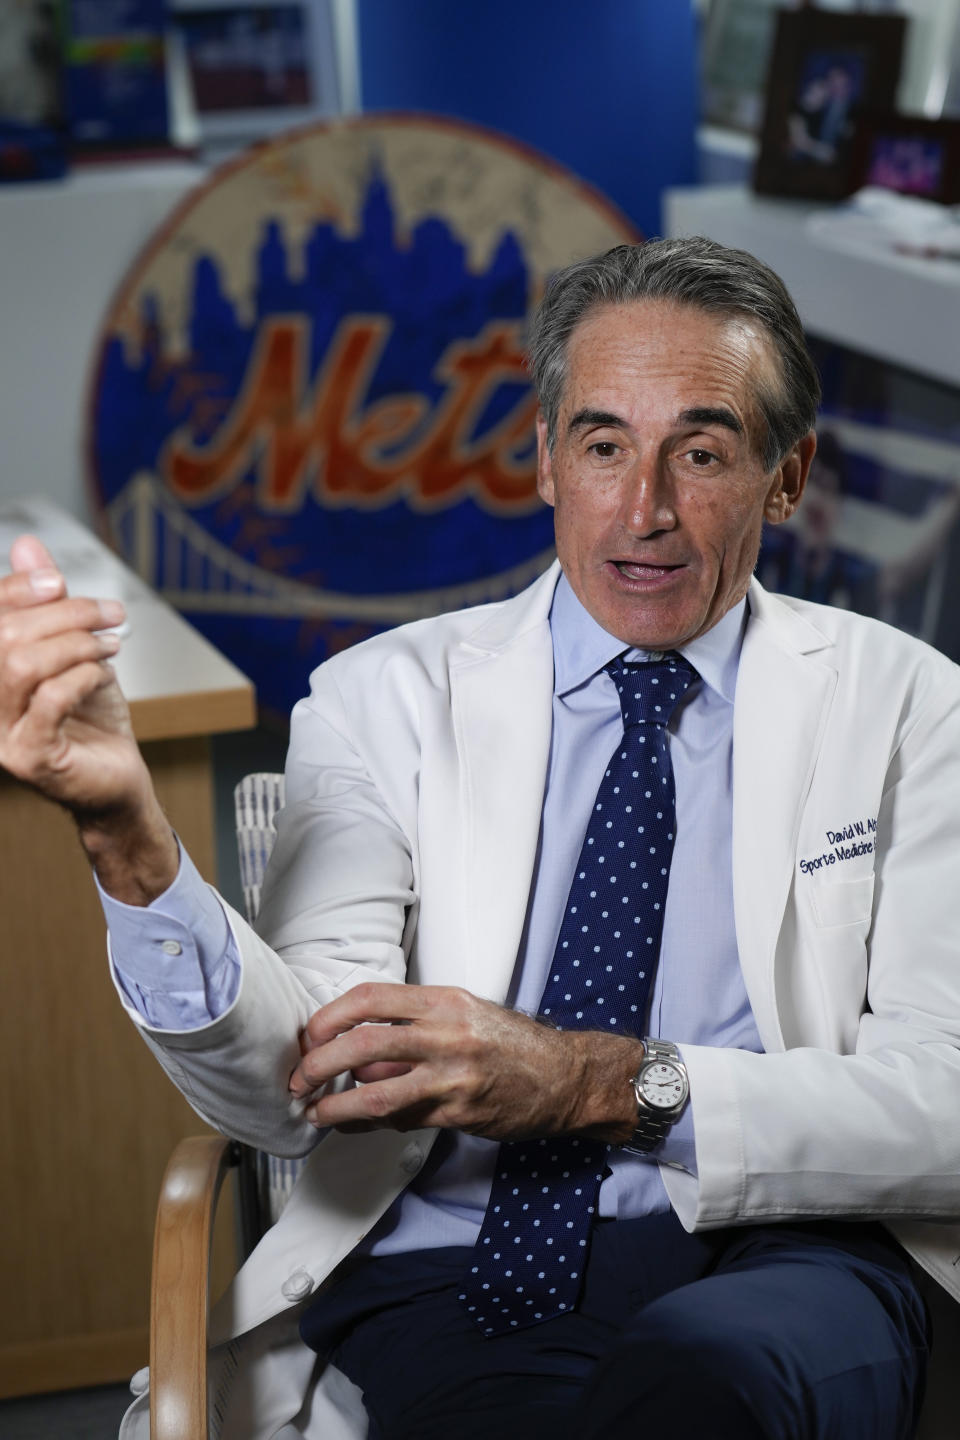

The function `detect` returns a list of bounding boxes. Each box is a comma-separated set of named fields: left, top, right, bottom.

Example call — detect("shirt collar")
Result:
left=550, top=571, right=745, bottom=705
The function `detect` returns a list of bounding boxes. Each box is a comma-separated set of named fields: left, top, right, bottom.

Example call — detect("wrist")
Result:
left=564, top=1031, right=647, bottom=1142
left=76, top=787, right=179, bottom=905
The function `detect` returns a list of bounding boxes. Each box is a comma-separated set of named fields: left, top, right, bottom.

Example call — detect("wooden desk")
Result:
left=0, top=499, right=255, bottom=1397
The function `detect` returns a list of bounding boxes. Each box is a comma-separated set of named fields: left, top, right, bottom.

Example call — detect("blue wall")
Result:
left=357, top=0, right=698, bottom=240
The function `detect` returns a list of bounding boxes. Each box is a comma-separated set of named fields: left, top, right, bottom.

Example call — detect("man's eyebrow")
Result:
left=565, top=406, right=745, bottom=437
left=677, top=406, right=743, bottom=436
left=566, top=408, right=626, bottom=434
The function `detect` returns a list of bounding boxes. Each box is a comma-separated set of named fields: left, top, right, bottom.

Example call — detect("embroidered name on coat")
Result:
left=800, top=816, right=877, bottom=875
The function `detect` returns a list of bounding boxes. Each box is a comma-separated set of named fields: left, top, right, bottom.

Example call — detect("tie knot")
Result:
left=606, top=652, right=698, bottom=730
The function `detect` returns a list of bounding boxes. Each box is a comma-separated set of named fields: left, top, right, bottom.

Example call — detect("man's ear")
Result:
left=764, top=430, right=817, bottom=526
left=536, top=413, right=556, bottom=507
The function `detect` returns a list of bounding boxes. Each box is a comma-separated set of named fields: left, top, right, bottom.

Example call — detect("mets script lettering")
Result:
left=162, top=316, right=539, bottom=513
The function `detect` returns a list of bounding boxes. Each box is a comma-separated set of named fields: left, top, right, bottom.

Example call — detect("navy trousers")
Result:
left=300, top=1212, right=930, bottom=1440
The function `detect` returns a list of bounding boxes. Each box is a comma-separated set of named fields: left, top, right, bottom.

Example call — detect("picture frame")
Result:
left=699, top=0, right=784, bottom=135
left=0, top=0, right=67, bottom=179
left=64, top=0, right=170, bottom=154
left=168, top=0, right=342, bottom=152
left=852, top=111, right=960, bottom=206
left=942, top=5, right=960, bottom=118
left=753, top=8, right=906, bottom=202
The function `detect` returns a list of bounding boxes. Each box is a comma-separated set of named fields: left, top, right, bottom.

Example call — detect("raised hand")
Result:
left=0, top=535, right=178, bottom=902
left=0, top=535, right=141, bottom=809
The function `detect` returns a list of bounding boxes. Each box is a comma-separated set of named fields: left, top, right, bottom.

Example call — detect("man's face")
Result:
left=536, top=299, right=813, bottom=651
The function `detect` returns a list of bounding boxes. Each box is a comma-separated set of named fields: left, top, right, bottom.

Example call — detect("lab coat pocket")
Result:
left=809, top=872, right=875, bottom=929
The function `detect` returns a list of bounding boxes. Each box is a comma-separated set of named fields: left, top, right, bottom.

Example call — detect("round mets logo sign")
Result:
left=88, top=114, right=639, bottom=718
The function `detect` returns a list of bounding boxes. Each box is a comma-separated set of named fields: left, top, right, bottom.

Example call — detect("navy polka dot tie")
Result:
left=458, top=652, right=698, bottom=1336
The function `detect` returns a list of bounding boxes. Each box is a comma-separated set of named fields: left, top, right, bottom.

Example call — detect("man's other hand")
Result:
left=289, top=982, right=643, bottom=1144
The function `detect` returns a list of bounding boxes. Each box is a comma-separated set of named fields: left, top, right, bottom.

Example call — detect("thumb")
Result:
left=10, top=534, right=59, bottom=575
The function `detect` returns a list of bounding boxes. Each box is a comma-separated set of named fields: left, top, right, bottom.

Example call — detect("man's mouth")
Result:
left=612, top=560, right=684, bottom=581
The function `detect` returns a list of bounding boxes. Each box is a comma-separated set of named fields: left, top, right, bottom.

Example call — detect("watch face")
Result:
left=640, top=1061, right=686, bottom=1110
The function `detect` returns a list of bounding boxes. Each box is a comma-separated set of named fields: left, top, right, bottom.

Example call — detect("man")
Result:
left=1, top=238, right=958, bottom=1440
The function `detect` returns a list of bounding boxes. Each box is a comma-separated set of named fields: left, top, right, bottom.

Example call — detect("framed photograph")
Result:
left=942, top=6, right=960, bottom=118
left=169, top=0, right=341, bottom=150
left=852, top=112, right=960, bottom=206
left=63, top=0, right=170, bottom=152
left=700, top=0, right=784, bottom=134
left=753, top=9, right=905, bottom=201
left=0, top=0, right=67, bottom=179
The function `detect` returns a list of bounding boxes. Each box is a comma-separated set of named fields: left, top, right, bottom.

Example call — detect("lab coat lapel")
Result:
left=448, top=567, right=558, bottom=1002
left=732, top=583, right=837, bottom=1049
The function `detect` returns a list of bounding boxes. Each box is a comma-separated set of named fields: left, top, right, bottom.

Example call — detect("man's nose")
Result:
left=620, top=458, right=677, bottom=537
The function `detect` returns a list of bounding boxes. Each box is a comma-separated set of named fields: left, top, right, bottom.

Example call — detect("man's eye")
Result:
left=686, top=448, right=717, bottom=466
left=589, top=442, right=619, bottom=458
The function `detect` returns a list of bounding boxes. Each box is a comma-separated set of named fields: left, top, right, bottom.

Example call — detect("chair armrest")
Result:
left=151, top=1135, right=240, bottom=1440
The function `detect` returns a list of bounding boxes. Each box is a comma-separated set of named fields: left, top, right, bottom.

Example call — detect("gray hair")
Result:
left=527, top=236, right=821, bottom=472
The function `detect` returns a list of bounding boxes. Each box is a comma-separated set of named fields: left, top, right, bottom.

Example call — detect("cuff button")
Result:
left=281, top=1268, right=315, bottom=1302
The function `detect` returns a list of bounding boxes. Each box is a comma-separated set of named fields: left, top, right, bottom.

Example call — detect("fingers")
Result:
left=2, top=536, right=126, bottom=634
left=0, top=534, right=127, bottom=730
left=27, top=661, right=117, bottom=752
left=0, top=623, right=119, bottom=729
left=291, top=983, right=477, bottom=1100
left=2, top=535, right=125, bottom=624
left=305, top=1068, right=440, bottom=1133
left=291, top=1011, right=428, bottom=1098
left=0, top=536, right=141, bottom=813
left=4, top=534, right=65, bottom=609
left=5, top=628, right=118, bottom=707
left=0, top=657, right=118, bottom=788
left=351, top=1061, right=413, bottom=1084
left=301, top=981, right=453, bottom=1049
left=0, top=593, right=124, bottom=647
left=1, top=564, right=65, bottom=611
left=10, top=534, right=57, bottom=574
left=0, top=609, right=122, bottom=787
left=290, top=983, right=569, bottom=1141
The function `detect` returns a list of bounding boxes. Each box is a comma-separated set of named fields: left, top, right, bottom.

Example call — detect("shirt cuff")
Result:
left=99, top=840, right=241, bottom=1030
left=654, top=1102, right=698, bottom=1177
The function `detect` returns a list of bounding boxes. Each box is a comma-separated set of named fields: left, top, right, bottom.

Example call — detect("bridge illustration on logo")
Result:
left=106, top=470, right=556, bottom=623
left=87, top=115, right=639, bottom=717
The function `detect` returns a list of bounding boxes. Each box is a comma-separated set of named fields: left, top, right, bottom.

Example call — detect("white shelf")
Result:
left=665, top=184, right=960, bottom=389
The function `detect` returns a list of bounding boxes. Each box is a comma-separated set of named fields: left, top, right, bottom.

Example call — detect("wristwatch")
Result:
left=624, top=1038, right=689, bottom=1154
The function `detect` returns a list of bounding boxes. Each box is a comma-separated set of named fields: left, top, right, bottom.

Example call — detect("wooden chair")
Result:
left=149, top=773, right=292, bottom=1440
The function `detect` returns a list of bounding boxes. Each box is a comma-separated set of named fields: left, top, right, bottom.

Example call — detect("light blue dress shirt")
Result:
left=103, top=576, right=764, bottom=1252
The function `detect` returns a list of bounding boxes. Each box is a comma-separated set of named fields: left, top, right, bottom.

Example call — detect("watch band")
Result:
left=623, top=1038, right=689, bottom=1155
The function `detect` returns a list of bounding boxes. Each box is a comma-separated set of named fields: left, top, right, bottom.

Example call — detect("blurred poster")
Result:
left=0, top=0, right=67, bottom=179
left=64, top=0, right=169, bottom=148
left=178, top=4, right=310, bottom=112
left=758, top=338, right=960, bottom=659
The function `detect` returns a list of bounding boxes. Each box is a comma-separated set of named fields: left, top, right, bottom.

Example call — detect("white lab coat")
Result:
left=119, top=564, right=960, bottom=1438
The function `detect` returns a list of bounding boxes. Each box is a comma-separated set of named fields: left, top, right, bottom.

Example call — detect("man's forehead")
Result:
left=566, top=296, right=768, bottom=358
left=560, top=298, right=776, bottom=409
